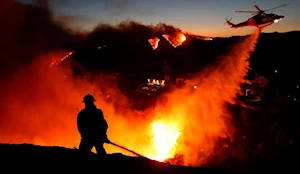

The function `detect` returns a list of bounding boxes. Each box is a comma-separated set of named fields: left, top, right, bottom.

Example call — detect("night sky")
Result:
left=20, top=0, right=300, bottom=37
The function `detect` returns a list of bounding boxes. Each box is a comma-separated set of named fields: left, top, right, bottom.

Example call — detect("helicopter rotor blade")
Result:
left=224, top=18, right=232, bottom=25
left=253, top=4, right=262, bottom=11
left=225, top=18, right=232, bottom=21
left=266, top=10, right=283, bottom=13
left=232, top=10, right=258, bottom=13
left=264, top=3, right=289, bottom=11
left=231, top=3, right=288, bottom=16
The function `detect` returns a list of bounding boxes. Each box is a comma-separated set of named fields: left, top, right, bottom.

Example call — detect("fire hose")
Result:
left=107, top=141, right=148, bottom=159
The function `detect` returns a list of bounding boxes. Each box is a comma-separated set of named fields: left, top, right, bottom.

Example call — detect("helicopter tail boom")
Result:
left=225, top=18, right=256, bottom=29
left=225, top=18, right=234, bottom=28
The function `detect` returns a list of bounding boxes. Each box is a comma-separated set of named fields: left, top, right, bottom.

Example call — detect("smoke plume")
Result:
left=0, top=0, right=82, bottom=77
left=87, top=20, right=182, bottom=46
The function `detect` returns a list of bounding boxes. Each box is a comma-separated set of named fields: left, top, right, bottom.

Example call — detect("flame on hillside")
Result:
left=0, top=27, right=261, bottom=167
left=1, top=1, right=264, bottom=167
left=186, top=33, right=213, bottom=41
left=163, top=33, right=186, bottom=48
left=148, top=37, right=160, bottom=50
left=148, top=121, right=181, bottom=161
left=49, top=51, right=74, bottom=68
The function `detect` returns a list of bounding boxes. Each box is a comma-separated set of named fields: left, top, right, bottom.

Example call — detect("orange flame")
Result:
left=0, top=29, right=261, bottom=167
left=148, top=121, right=181, bottom=162
left=148, top=37, right=160, bottom=50
left=185, top=32, right=213, bottom=41
left=145, top=29, right=261, bottom=165
left=49, top=51, right=74, bottom=68
left=163, top=32, right=186, bottom=48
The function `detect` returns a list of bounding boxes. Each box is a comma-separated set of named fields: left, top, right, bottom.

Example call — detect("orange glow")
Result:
left=205, top=37, right=213, bottom=41
left=148, top=37, right=160, bottom=50
left=180, top=33, right=186, bottom=42
left=0, top=29, right=261, bottom=167
left=162, top=32, right=186, bottom=48
left=184, top=32, right=213, bottom=41
left=49, top=51, right=74, bottom=67
left=148, top=121, right=181, bottom=162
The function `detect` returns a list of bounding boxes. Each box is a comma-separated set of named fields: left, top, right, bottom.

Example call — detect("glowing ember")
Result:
left=148, top=121, right=181, bottom=162
left=148, top=37, right=160, bottom=50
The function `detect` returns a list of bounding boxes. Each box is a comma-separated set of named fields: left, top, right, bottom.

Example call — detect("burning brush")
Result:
left=162, top=33, right=186, bottom=48
left=148, top=37, right=160, bottom=50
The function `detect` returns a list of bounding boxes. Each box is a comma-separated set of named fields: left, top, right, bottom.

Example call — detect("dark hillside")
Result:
left=0, top=144, right=233, bottom=173
left=0, top=143, right=298, bottom=173
left=70, top=31, right=300, bottom=79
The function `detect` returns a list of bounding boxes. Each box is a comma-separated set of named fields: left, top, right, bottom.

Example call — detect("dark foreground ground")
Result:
left=0, top=144, right=298, bottom=174
left=0, top=144, right=232, bottom=174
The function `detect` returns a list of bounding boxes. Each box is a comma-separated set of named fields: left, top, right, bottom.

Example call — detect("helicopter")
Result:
left=225, top=3, right=288, bottom=29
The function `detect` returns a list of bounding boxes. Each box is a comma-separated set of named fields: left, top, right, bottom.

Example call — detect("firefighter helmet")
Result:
left=82, top=94, right=96, bottom=103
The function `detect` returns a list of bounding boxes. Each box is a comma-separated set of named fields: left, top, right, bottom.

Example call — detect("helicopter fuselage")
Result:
left=227, top=13, right=284, bottom=29
left=249, top=13, right=284, bottom=27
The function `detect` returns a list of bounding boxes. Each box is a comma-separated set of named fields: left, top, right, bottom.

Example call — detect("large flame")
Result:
left=0, top=29, right=261, bottom=167
left=148, top=121, right=181, bottom=162
left=146, top=29, right=261, bottom=164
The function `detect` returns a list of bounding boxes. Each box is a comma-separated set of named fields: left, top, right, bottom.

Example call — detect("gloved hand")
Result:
left=103, top=135, right=111, bottom=144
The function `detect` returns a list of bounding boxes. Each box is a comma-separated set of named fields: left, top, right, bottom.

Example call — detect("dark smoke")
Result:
left=0, top=0, right=188, bottom=148
left=87, top=20, right=182, bottom=46
left=0, top=0, right=82, bottom=77
left=0, top=0, right=186, bottom=96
